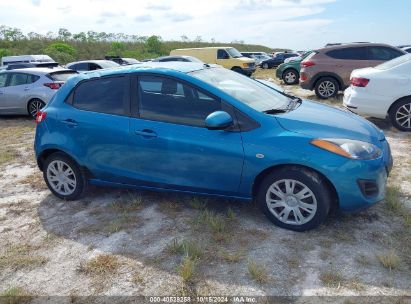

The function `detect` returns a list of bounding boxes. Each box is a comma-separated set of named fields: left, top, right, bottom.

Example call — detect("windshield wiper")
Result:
left=263, top=109, right=288, bottom=114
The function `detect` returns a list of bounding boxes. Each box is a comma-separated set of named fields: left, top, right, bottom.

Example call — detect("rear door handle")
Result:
left=61, top=119, right=78, bottom=127
left=135, top=129, right=157, bottom=138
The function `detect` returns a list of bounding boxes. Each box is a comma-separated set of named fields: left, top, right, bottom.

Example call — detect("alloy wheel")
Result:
left=395, top=102, right=411, bottom=129
left=46, top=160, right=77, bottom=196
left=284, top=71, right=297, bottom=84
left=263, top=63, right=269, bottom=69
left=265, top=179, right=317, bottom=225
left=29, top=100, right=45, bottom=117
left=318, top=81, right=336, bottom=98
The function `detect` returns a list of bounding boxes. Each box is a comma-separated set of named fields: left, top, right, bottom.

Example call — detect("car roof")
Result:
left=0, top=67, right=74, bottom=75
left=87, top=62, right=209, bottom=76
left=67, top=60, right=115, bottom=65
left=318, top=42, right=401, bottom=51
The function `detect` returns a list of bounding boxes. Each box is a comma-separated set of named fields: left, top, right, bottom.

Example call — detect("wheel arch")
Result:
left=37, top=148, right=93, bottom=178
left=387, top=95, right=411, bottom=115
left=252, top=164, right=339, bottom=211
left=311, top=73, right=344, bottom=91
left=282, top=67, right=299, bottom=78
left=26, top=97, right=45, bottom=115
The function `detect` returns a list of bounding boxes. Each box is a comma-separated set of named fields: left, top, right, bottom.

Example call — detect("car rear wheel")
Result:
left=389, top=98, right=411, bottom=131
left=315, top=77, right=338, bottom=99
left=262, top=63, right=269, bottom=69
left=257, top=167, right=331, bottom=231
left=43, top=152, right=88, bottom=200
left=283, top=69, right=299, bottom=85
left=28, top=99, right=45, bottom=118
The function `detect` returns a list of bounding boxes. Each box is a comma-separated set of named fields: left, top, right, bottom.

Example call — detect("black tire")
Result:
left=282, top=69, right=299, bottom=85
left=389, top=98, right=411, bottom=131
left=231, top=67, right=244, bottom=74
left=43, top=152, right=88, bottom=200
left=256, top=167, right=331, bottom=232
left=314, top=77, right=339, bottom=99
left=27, top=99, right=45, bottom=118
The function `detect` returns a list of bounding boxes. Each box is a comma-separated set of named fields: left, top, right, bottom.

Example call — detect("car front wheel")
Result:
left=262, top=63, right=269, bottom=69
left=257, top=167, right=331, bottom=231
left=315, top=77, right=338, bottom=99
left=43, top=152, right=88, bottom=200
left=389, top=98, right=411, bottom=131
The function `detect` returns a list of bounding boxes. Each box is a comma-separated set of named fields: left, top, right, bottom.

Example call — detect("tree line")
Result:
left=0, top=25, right=282, bottom=64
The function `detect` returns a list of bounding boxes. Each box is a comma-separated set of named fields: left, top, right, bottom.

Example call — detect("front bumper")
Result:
left=243, top=67, right=256, bottom=76
left=329, top=139, right=393, bottom=212
left=275, top=68, right=283, bottom=79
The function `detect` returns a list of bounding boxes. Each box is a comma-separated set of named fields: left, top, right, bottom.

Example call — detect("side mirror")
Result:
left=205, top=111, right=233, bottom=130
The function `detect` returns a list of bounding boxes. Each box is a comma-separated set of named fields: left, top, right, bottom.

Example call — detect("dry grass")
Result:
left=0, top=147, right=18, bottom=167
left=110, top=192, right=143, bottom=212
left=385, top=186, right=403, bottom=213
left=0, top=243, right=48, bottom=270
left=0, top=286, right=32, bottom=304
left=218, top=250, right=242, bottom=263
left=167, top=239, right=204, bottom=260
left=188, top=197, right=208, bottom=210
left=377, top=250, right=400, bottom=270
left=319, top=271, right=344, bottom=288
left=77, top=254, right=119, bottom=275
left=247, top=260, right=269, bottom=284
left=192, top=209, right=231, bottom=242
left=178, top=256, right=197, bottom=283
left=19, top=171, right=48, bottom=191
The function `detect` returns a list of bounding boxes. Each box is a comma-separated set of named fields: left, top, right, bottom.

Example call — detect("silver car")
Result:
left=0, top=68, right=78, bottom=117
left=66, top=60, right=120, bottom=72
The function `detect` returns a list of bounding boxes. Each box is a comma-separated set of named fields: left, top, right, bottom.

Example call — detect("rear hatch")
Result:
left=45, top=70, right=78, bottom=89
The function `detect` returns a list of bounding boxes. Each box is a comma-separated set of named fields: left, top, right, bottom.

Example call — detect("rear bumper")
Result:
left=343, top=87, right=390, bottom=119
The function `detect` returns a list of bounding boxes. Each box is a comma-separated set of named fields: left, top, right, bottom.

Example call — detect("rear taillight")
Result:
left=43, top=82, right=61, bottom=90
left=300, top=73, right=308, bottom=81
left=351, top=77, right=369, bottom=87
left=301, top=60, right=315, bottom=68
left=36, top=111, right=47, bottom=124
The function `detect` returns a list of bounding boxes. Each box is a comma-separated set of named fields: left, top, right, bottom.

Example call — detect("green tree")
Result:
left=107, top=42, right=125, bottom=56
left=44, top=42, right=76, bottom=64
left=145, top=35, right=164, bottom=55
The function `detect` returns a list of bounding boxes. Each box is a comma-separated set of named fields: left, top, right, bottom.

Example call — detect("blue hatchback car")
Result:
left=34, top=62, right=393, bottom=231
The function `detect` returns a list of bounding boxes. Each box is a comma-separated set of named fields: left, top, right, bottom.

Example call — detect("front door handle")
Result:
left=135, top=129, right=157, bottom=138
left=24, top=87, right=30, bottom=91
left=61, top=119, right=78, bottom=127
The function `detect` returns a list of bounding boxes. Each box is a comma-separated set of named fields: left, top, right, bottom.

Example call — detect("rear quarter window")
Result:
left=72, top=76, right=128, bottom=116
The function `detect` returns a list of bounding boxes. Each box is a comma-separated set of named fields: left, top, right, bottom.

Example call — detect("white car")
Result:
left=343, top=53, right=411, bottom=131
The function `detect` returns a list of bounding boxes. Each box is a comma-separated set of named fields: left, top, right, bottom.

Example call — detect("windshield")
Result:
left=375, top=53, right=411, bottom=70
left=189, top=67, right=290, bottom=112
left=226, top=48, right=243, bottom=58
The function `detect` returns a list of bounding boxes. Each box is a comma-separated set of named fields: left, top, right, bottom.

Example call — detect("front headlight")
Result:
left=311, top=138, right=382, bottom=160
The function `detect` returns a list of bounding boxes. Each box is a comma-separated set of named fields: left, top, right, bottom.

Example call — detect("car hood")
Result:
left=238, top=57, right=255, bottom=63
left=275, top=100, right=385, bottom=144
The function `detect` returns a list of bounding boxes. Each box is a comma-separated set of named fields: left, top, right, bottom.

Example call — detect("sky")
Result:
left=0, top=0, right=409, bottom=50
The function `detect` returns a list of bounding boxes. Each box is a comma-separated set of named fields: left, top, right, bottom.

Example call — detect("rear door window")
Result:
left=89, top=63, right=102, bottom=70
left=72, top=76, right=128, bottom=116
left=326, top=47, right=368, bottom=60
left=9, top=73, right=29, bottom=86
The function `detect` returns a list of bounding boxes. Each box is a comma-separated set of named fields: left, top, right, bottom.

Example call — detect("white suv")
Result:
left=344, top=53, right=411, bottom=131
